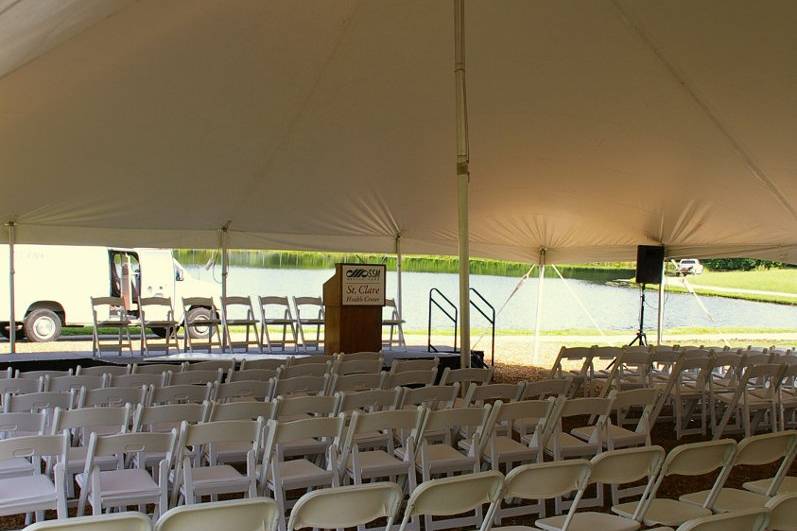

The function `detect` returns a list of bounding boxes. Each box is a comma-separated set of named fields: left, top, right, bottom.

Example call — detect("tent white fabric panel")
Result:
left=0, top=0, right=795, bottom=263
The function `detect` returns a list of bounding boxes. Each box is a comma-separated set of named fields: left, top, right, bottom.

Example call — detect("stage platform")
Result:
left=0, top=345, right=464, bottom=374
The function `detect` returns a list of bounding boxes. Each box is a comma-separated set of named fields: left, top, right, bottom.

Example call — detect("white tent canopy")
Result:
left=1, top=0, right=796, bottom=264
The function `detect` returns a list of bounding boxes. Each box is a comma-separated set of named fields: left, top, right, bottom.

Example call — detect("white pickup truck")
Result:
left=676, top=258, right=705, bottom=276
left=0, top=245, right=218, bottom=342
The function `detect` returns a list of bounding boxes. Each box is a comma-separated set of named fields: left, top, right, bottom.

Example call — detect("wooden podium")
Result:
left=323, top=263, right=386, bottom=354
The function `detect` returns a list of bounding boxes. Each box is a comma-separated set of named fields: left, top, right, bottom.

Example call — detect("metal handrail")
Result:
left=428, top=288, right=458, bottom=353
left=469, top=288, right=496, bottom=366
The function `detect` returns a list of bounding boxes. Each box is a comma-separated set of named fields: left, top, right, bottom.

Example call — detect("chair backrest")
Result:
left=289, top=355, right=329, bottom=367
left=421, top=405, right=493, bottom=447
left=156, top=498, right=279, bottom=531
left=275, top=395, right=336, bottom=418
left=765, top=493, right=797, bottom=531
left=208, top=400, right=276, bottom=422
left=52, top=405, right=131, bottom=439
left=169, top=369, right=224, bottom=386
left=382, top=368, right=437, bottom=389
left=214, top=380, right=272, bottom=402
left=271, top=375, right=329, bottom=398
left=4, top=391, right=73, bottom=413
left=289, top=483, right=402, bottom=531
left=228, top=369, right=276, bottom=383
left=398, top=471, right=504, bottom=531
left=519, top=378, right=571, bottom=400
left=612, top=388, right=660, bottom=432
left=134, top=403, right=207, bottom=432
left=589, top=446, right=665, bottom=511
left=399, top=384, right=459, bottom=410
left=551, top=346, right=594, bottom=377
left=239, top=358, right=286, bottom=371
left=187, top=360, right=235, bottom=373
left=17, top=369, right=72, bottom=380
left=79, top=386, right=148, bottom=408
left=337, top=352, right=382, bottom=362
left=464, top=382, right=524, bottom=405
left=293, top=296, right=323, bottom=308
left=333, top=388, right=402, bottom=415
left=0, top=410, right=47, bottom=437
left=221, top=295, right=254, bottom=309
left=48, top=375, right=105, bottom=393
left=76, top=364, right=130, bottom=377
left=0, top=432, right=68, bottom=462
left=390, top=358, right=439, bottom=374
left=333, top=358, right=382, bottom=376
left=139, top=297, right=175, bottom=323
left=331, top=373, right=385, bottom=393
left=439, top=367, right=493, bottom=387
left=148, top=383, right=212, bottom=405
left=26, top=512, right=152, bottom=531
left=503, top=459, right=591, bottom=501
left=484, top=398, right=558, bottom=454
left=0, top=377, right=41, bottom=396
left=259, top=295, right=291, bottom=309
left=182, top=296, right=216, bottom=311
left=181, top=419, right=263, bottom=448
left=342, top=408, right=424, bottom=464
left=133, top=363, right=183, bottom=375
left=88, top=431, right=177, bottom=471
left=733, top=431, right=797, bottom=496
left=277, top=363, right=330, bottom=379
left=112, top=373, right=164, bottom=388
left=675, top=509, right=769, bottom=531
left=558, top=396, right=614, bottom=418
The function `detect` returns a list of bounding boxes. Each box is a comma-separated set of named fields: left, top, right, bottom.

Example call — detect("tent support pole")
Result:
left=454, top=0, right=470, bottom=369
left=395, top=234, right=403, bottom=318
left=533, top=249, right=545, bottom=364
left=6, top=222, right=15, bottom=354
left=657, top=258, right=665, bottom=345
left=220, top=223, right=230, bottom=353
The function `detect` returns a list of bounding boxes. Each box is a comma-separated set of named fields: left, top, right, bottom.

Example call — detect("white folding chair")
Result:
left=25, top=512, right=152, bottom=531
left=139, top=297, right=180, bottom=355
left=399, top=383, right=459, bottom=411
left=181, top=297, right=224, bottom=353
left=259, top=296, right=299, bottom=353
left=77, top=430, right=177, bottom=519
left=79, top=386, right=148, bottom=408
left=381, top=369, right=437, bottom=389
left=613, top=439, right=737, bottom=528
left=270, top=375, right=330, bottom=399
left=550, top=346, right=595, bottom=396
left=172, top=419, right=262, bottom=505
left=0, top=378, right=43, bottom=402
left=134, top=363, right=183, bottom=376
left=46, top=375, right=105, bottom=395
left=0, top=433, right=69, bottom=521
left=292, top=296, right=324, bottom=351
left=156, top=498, right=280, bottom=531
left=0, top=411, right=48, bottom=479
left=206, top=401, right=275, bottom=465
left=670, top=509, right=769, bottom=531
left=534, top=446, right=666, bottom=531
left=329, top=373, right=385, bottom=393
left=277, top=363, right=331, bottom=380
left=397, top=470, right=504, bottom=531
left=713, top=363, right=786, bottom=439
left=169, top=369, right=223, bottom=387
left=333, top=388, right=402, bottom=417
left=382, top=298, right=406, bottom=350
left=76, top=364, right=131, bottom=378
left=288, top=482, right=402, bottom=531
left=333, top=358, right=383, bottom=377
left=765, top=493, right=797, bottom=531
left=148, top=384, right=212, bottom=405
left=90, top=296, right=134, bottom=357
left=260, top=416, right=345, bottom=530
left=679, top=430, right=797, bottom=513
left=221, top=296, right=263, bottom=353
left=16, top=370, right=72, bottom=381
left=133, top=403, right=208, bottom=470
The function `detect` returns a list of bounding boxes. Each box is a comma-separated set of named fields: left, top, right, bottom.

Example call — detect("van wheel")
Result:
left=0, top=322, right=24, bottom=340
left=23, top=309, right=62, bottom=342
left=185, top=307, right=213, bottom=339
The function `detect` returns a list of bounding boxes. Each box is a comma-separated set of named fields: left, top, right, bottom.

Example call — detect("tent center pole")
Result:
left=533, top=249, right=546, bottom=364
left=220, top=223, right=230, bottom=353
left=657, top=256, right=666, bottom=345
left=454, top=0, right=470, bottom=369
left=6, top=222, right=15, bottom=355
left=395, top=234, right=403, bottom=319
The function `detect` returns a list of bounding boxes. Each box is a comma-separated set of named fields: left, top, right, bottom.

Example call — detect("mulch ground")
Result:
left=2, top=362, right=793, bottom=530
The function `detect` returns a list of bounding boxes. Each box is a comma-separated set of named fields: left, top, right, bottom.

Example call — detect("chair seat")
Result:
left=346, top=450, right=407, bottom=477
left=678, top=488, right=767, bottom=512
left=189, top=464, right=248, bottom=490
left=613, top=498, right=711, bottom=527
left=545, top=432, right=597, bottom=457
left=409, top=444, right=473, bottom=470
left=536, top=512, right=641, bottom=531
left=0, top=457, right=35, bottom=478
left=264, top=318, right=293, bottom=325
left=298, top=319, right=323, bottom=325
left=468, top=436, right=536, bottom=463
left=262, top=459, right=333, bottom=488
left=143, top=320, right=177, bottom=328
left=281, top=437, right=329, bottom=457
left=570, top=424, right=644, bottom=448
left=76, top=469, right=161, bottom=501
left=0, top=474, right=57, bottom=509
left=743, top=475, right=797, bottom=495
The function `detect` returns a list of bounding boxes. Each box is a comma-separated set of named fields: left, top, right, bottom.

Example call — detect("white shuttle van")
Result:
left=0, top=245, right=218, bottom=342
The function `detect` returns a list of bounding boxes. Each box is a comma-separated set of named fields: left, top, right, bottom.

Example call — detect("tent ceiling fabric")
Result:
left=0, top=0, right=796, bottom=264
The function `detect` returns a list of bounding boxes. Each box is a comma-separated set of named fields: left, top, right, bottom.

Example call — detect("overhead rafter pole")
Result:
left=454, top=0, right=471, bottom=369
left=6, top=222, right=15, bottom=354
left=395, top=233, right=403, bottom=318
left=533, top=248, right=546, bottom=363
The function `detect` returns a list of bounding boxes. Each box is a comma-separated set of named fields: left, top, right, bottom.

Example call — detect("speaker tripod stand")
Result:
left=628, top=283, right=648, bottom=346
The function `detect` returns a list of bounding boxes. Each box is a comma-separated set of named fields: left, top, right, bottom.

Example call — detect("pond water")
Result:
left=185, top=266, right=797, bottom=333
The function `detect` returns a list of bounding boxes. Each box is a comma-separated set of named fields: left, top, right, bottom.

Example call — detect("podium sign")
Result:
left=341, top=264, right=386, bottom=306
left=323, top=263, right=386, bottom=354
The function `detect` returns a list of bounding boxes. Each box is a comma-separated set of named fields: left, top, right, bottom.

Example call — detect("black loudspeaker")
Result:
left=635, top=245, right=665, bottom=284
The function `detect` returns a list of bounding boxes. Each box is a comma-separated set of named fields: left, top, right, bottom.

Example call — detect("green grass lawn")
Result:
left=688, top=268, right=797, bottom=293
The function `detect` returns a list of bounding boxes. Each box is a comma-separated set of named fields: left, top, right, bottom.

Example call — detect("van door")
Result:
left=137, top=250, right=177, bottom=302
left=108, top=249, right=141, bottom=317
